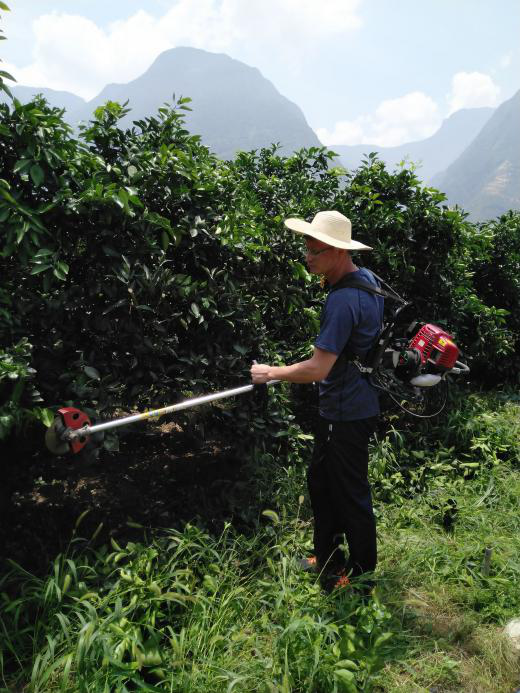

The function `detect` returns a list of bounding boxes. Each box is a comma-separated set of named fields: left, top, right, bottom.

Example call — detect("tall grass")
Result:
left=1, top=393, right=519, bottom=692
left=1, top=512, right=392, bottom=692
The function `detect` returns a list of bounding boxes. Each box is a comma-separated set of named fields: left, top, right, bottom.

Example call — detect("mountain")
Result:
left=329, top=107, right=494, bottom=183
left=69, top=47, right=321, bottom=159
left=2, top=49, right=321, bottom=159
left=1, top=85, right=85, bottom=112
left=431, top=89, right=520, bottom=220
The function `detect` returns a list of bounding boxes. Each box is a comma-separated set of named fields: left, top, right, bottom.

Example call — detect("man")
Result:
left=251, top=210, right=383, bottom=590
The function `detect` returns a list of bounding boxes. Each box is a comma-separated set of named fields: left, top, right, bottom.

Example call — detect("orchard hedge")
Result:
left=0, top=95, right=519, bottom=446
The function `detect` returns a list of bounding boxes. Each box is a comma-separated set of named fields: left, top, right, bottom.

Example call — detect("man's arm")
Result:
left=250, top=347, right=338, bottom=384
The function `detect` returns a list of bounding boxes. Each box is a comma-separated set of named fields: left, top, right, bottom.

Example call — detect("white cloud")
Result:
left=4, top=4, right=229, bottom=99
left=317, top=91, right=441, bottom=147
left=229, top=0, right=362, bottom=40
left=4, top=0, right=363, bottom=100
left=446, top=71, right=500, bottom=115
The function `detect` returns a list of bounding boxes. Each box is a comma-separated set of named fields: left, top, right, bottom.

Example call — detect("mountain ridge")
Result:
left=3, top=48, right=519, bottom=219
left=431, top=89, right=520, bottom=220
left=329, top=107, right=494, bottom=183
left=69, top=47, right=322, bottom=159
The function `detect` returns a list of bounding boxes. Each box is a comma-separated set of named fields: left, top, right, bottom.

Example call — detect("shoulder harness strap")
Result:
left=329, top=272, right=405, bottom=304
left=327, top=271, right=406, bottom=373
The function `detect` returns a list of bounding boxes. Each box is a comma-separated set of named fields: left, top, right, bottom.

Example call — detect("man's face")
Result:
left=304, top=237, right=336, bottom=274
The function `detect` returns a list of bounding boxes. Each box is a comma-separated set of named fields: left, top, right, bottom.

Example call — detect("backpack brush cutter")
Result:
left=44, top=276, right=469, bottom=456
left=331, top=271, right=470, bottom=417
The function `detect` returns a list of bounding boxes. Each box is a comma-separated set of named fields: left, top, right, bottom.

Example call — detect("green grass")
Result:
left=1, top=396, right=520, bottom=692
left=375, top=463, right=520, bottom=692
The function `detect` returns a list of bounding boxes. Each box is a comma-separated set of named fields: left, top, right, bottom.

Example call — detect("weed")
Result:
left=1, top=397, right=519, bottom=692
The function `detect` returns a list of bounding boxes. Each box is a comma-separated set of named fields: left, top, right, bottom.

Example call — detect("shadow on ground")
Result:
left=0, top=418, right=258, bottom=575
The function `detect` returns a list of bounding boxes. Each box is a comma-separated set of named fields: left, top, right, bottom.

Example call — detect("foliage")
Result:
left=0, top=511, right=394, bottom=692
left=334, top=155, right=516, bottom=372
left=1, top=400, right=520, bottom=691
left=0, top=337, right=53, bottom=440
left=0, top=99, right=325, bottom=453
left=0, top=2, right=15, bottom=100
left=1, top=96, right=519, bottom=458
left=469, top=210, right=520, bottom=383
left=370, top=390, right=520, bottom=502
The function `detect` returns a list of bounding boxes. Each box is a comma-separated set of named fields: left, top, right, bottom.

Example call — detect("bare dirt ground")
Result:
left=0, top=418, right=249, bottom=574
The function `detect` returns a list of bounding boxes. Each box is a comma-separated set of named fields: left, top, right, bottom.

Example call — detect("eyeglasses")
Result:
left=304, top=247, right=331, bottom=257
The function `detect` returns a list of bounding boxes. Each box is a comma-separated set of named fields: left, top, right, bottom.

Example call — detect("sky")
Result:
left=1, top=0, right=519, bottom=147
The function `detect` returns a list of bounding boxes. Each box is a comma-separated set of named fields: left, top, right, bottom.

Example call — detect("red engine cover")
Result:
left=408, top=324, right=459, bottom=370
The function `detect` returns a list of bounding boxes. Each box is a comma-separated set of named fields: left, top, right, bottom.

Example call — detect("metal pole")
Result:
left=65, top=381, right=278, bottom=441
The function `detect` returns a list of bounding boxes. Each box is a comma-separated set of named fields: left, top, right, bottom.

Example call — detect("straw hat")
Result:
left=284, top=210, right=372, bottom=251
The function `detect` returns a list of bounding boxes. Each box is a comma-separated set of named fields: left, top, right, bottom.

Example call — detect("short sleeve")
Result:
left=314, top=291, right=357, bottom=355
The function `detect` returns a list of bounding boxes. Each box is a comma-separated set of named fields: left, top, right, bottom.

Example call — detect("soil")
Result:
left=0, top=417, right=255, bottom=575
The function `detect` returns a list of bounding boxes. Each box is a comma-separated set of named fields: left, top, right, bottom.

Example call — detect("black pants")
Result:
left=308, top=416, right=378, bottom=578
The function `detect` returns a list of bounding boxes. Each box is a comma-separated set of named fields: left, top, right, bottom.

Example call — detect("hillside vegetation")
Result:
left=1, top=94, right=520, bottom=692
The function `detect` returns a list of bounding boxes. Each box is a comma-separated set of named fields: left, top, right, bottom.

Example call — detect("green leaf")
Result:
left=15, top=225, right=25, bottom=244
left=334, top=669, right=357, bottom=693
left=30, top=264, right=51, bottom=275
left=30, top=164, right=44, bottom=187
left=0, top=3, right=11, bottom=12
left=53, top=267, right=67, bottom=281
left=261, top=509, right=279, bottom=524
left=0, top=83, right=13, bottom=99
left=13, top=158, right=32, bottom=174
left=335, top=659, right=359, bottom=671
left=84, top=366, right=100, bottom=380
left=190, top=303, right=200, bottom=318
left=374, top=632, right=393, bottom=648
left=0, top=185, right=17, bottom=204
left=36, top=408, right=56, bottom=428
left=118, top=188, right=129, bottom=206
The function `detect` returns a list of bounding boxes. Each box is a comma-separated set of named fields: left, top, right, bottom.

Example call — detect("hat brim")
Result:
left=284, top=218, right=372, bottom=251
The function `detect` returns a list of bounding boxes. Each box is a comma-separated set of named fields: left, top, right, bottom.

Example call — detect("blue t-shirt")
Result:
left=315, top=268, right=384, bottom=421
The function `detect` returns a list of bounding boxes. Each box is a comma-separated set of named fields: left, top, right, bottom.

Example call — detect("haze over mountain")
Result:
left=1, top=84, right=85, bottom=113
left=330, top=107, right=494, bottom=183
left=3, top=47, right=519, bottom=221
left=72, top=48, right=323, bottom=158
left=5, top=48, right=321, bottom=159
left=432, top=89, right=520, bottom=220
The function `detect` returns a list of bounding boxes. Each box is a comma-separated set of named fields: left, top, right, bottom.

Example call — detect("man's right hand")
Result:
left=250, top=362, right=272, bottom=384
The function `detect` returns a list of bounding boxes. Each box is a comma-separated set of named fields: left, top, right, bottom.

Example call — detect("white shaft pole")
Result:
left=66, top=381, right=278, bottom=440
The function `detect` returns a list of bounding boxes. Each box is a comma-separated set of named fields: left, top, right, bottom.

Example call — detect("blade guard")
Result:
left=58, top=407, right=91, bottom=454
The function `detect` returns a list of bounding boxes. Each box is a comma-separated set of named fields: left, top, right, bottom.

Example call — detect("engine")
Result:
left=382, top=324, right=461, bottom=388
left=408, top=324, right=460, bottom=371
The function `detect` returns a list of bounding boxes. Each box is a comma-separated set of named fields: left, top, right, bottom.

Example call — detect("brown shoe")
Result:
left=299, top=556, right=318, bottom=572
left=332, top=571, right=351, bottom=590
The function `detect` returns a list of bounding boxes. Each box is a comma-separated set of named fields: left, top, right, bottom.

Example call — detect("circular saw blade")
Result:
left=45, top=419, right=70, bottom=456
